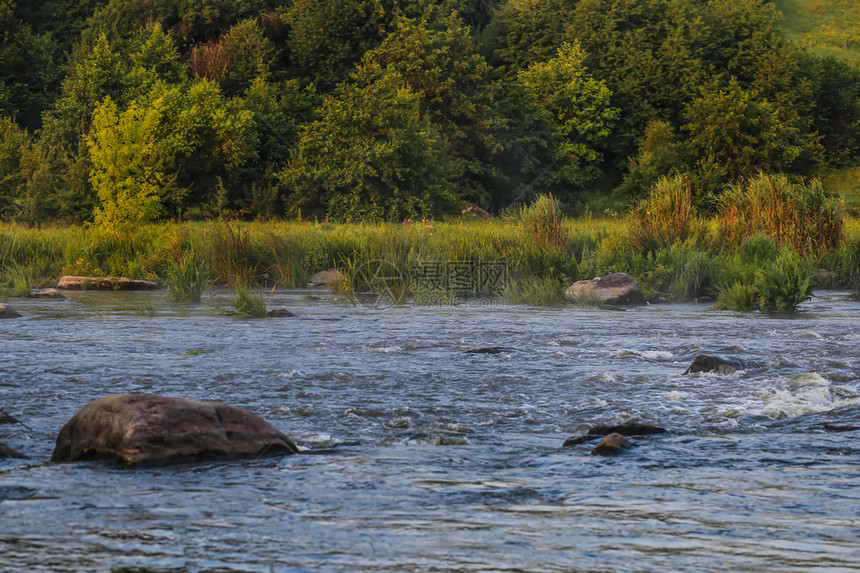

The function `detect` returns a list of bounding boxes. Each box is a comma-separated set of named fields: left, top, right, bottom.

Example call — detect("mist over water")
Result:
left=1, top=289, right=859, bottom=571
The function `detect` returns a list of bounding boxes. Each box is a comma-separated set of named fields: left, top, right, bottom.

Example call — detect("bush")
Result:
left=716, top=248, right=813, bottom=312
left=628, top=173, right=695, bottom=252
left=754, top=250, right=813, bottom=312
left=717, top=172, right=844, bottom=254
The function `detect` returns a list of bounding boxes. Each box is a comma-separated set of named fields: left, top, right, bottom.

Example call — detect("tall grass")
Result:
left=627, top=173, right=695, bottom=252
left=521, top=194, right=567, bottom=249
left=230, top=285, right=268, bottom=318
left=165, top=253, right=208, bottom=303
left=717, top=172, right=843, bottom=254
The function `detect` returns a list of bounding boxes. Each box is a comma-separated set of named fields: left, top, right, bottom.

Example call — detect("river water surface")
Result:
left=1, top=289, right=859, bottom=571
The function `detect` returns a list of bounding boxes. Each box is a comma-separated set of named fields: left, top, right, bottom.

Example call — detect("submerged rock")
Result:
left=57, top=276, right=160, bottom=291
left=465, top=346, right=514, bottom=354
left=52, top=394, right=299, bottom=466
left=591, top=433, right=632, bottom=455
left=684, top=354, right=740, bottom=375
left=267, top=309, right=295, bottom=317
left=309, top=269, right=341, bottom=287
left=562, top=434, right=602, bottom=447
left=0, top=304, right=21, bottom=318
left=0, top=442, right=26, bottom=459
left=565, top=273, right=645, bottom=306
left=587, top=420, right=667, bottom=437
left=27, top=288, right=65, bottom=299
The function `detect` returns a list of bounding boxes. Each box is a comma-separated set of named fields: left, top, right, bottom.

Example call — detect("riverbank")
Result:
left=1, top=214, right=858, bottom=308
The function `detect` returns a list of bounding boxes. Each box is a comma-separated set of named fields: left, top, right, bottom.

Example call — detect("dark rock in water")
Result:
left=684, top=354, right=740, bottom=375
left=27, top=288, right=65, bottom=299
left=51, top=394, right=299, bottom=466
left=565, top=273, right=645, bottom=306
left=591, top=433, right=632, bottom=455
left=562, top=434, right=602, bottom=447
left=267, top=309, right=295, bottom=317
left=0, top=442, right=27, bottom=459
left=0, top=303, right=21, bottom=318
left=465, top=346, right=513, bottom=354
left=598, top=303, right=626, bottom=311
left=309, top=269, right=341, bottom=287
left=57, top=276, right=160, bottom=290
left=587, top=420, right=667, bottom=437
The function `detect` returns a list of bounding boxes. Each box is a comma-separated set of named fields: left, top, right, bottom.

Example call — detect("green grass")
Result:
left=775, top=0, right=860, bottom=64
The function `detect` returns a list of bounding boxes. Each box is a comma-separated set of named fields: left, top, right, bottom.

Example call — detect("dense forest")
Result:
left=0, top=0, right=858, bottom=227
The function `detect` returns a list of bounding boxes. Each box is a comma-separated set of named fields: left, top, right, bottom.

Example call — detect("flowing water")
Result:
left=1, top=289, right=859, bottom=572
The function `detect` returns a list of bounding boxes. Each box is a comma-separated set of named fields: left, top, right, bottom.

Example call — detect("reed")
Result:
left=230, top=285, right=268, bottom=318
left=717, top=172, right=844, bottom=254
left=165, top=253, right=209, bottom=303
left=627, top=173, right=695, bottom=252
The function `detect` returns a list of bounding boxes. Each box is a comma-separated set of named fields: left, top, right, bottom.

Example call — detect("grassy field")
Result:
left=775, top=0, right=860, bottom=64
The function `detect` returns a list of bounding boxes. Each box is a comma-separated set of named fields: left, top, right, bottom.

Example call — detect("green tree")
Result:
left=510, top=42, right=617, bottom=202
left=356, top=11, right=500, bottom=206
left=0, top=115, right=28, bottom=219
left=87, top=97, right=165, bottom=233
left=282, top=69, right=455, bottom=222
left=683, top=79, right=802, bottom=188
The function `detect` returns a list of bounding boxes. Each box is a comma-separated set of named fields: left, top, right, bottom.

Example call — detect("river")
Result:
left=1, top=289, right=859, bottom=571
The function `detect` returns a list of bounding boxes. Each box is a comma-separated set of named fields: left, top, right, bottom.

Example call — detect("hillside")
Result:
left=775, top=0, right=860, bottom=64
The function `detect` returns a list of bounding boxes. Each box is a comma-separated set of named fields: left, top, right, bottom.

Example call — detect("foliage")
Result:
left=717, top=172, right=843, bottom=254
left=513, top=42, right=618, bottom=197
left=617, top=121, right=685, bottom=198
left=753, top=249, right=813, bottom=312
left=282, top=68, right=455, bottom=222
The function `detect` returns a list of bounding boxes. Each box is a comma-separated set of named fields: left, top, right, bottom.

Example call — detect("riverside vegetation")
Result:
left=1, top=174, right=857, bottom=313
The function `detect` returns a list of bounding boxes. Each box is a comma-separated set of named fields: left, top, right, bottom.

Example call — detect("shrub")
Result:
left=503, top=276, right=565, bottom=306
left=628, top=173, right=694, bottom=252
left=717, top=172, right=844, bottom=254
left=753, top=250, right=813, bottom=312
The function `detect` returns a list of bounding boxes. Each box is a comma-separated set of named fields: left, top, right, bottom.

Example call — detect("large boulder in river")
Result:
left=51, top=394, right=299, bottom=466
left=57, top=276, right=160, bottom=291
left=565, top=273, right=645, bottom=306
left=0, top=303, right=21, bottom=318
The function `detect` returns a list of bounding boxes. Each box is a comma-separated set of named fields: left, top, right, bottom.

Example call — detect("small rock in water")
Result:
left=465, top=346, right=513, bottom=354
left=562, top=435, right=602, bottom=447
left=0, top=304, right=21, bottom=319
left=591, top=433, right=632, bottom=455
left=268, top=309, right=295, bottom=317
left=587, top=420, right=667, bottom=437
left=27, top=288, right=65, bottom=299
left=52, top=394, right=299, bottom=466
left=684, top=354, right=740, bottom=375
left=598, top=304, right=626, bottom=311
left=0, top=442, right=27, bottom=459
